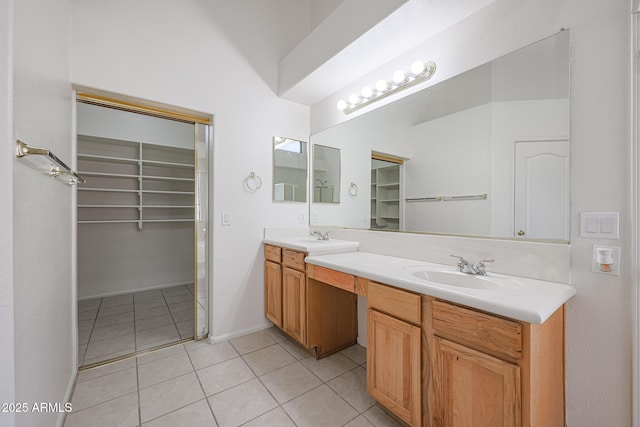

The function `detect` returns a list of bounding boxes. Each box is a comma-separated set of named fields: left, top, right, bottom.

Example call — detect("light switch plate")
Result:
left=580, top=212, right=619, bottom=239
left=221, top=211, right=231, bottom=226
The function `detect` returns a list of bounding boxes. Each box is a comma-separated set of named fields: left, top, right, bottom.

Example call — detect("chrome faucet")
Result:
left=310, top=230, right=331, bottom=241
left=450, top=255, right=494, bottom=276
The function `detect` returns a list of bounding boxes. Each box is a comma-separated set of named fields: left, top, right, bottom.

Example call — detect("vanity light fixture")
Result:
left=337, top=60, right=436, bottom=114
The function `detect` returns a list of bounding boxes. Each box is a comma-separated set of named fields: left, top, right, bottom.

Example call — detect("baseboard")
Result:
left=56, top=369, right=77, bottom=427
left=78, top=281, right=193, bottom=301
left=209, top=322, right=272, bottom=344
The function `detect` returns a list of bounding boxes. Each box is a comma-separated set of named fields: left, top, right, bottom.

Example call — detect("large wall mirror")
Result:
left=310, top=31, right=570, bottom=242
left=273, top=137, right=308, bottom=202
left=313, top=144, right=341, bottom=203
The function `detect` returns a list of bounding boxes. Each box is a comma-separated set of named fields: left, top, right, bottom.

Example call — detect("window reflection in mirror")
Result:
left=309, top=31, right=570, bottom=242
left=273, top=137, right=308, bottom=202
left=313, top=145, right=341, bottom=203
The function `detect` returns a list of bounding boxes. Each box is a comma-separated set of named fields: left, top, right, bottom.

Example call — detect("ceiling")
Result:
left=278, top=0, right=497, bottom=106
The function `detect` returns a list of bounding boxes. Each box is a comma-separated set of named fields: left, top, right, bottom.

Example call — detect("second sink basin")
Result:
left=405, top=267, right=523, bottom=290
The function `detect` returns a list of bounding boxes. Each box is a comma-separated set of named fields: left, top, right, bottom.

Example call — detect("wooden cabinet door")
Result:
left=282, top=267, right=306, bottom=344
left=433, top=337, right=521, bottom=427
left=264, top=260, right=282, bottom=328
left=367, top=309, right=421, bottom=426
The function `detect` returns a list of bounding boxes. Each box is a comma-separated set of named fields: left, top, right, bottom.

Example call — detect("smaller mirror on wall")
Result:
left=313, top=144, right=341, bottom=203
left=273, top=137, right=308, bottom=202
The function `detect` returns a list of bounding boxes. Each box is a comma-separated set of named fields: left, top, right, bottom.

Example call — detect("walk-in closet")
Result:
left=75, top=96, right=209, bottom=368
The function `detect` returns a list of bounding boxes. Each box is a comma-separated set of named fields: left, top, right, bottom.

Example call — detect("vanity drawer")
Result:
left=307, top=265, right=356, bottom=293
left=432, top=300, right=522, bottom=361
left=264, top=244, right=281, bottom=263
left=368, top=281, right=421, bottom=325
left=282, top=248, right=306, bottom=271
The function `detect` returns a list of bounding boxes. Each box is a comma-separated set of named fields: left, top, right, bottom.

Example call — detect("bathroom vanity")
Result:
left=263, top=239, right=575, bottom=427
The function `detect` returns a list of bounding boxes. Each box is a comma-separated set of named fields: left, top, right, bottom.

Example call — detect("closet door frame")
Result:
left=74, top=91, right=213, bottom=348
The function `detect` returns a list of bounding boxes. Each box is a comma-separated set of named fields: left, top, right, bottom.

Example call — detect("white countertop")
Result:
left=305, top=252, right=576, bottom=324
left=263, top=236, right=359, bottom=256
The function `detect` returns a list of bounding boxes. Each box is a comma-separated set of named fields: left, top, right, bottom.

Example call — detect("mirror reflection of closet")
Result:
left=76, top=97, right=209, bottom=368
left=371, top=154, right=403, bottom=230
left=313, top=145, right=341, bottom=203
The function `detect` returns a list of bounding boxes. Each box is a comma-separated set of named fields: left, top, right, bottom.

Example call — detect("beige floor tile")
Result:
left=78, top=344, right=87, bottom=364
left=141, top=399, right=216, bottom=427
left=93, top=312, right=134, bottom=328
left=137, top=343, right=187, bottom=366
left=164, top=294, right=193, bottom=305
left=90, top=321, right=134, bottom=342
left=71, top=367, right=137, bottom=411
left=135, top=313, right=174, bottom=332
left=134, top=297, right=168, bottom=311
left=362, top=406, right=403, bottom=427
left=263, top=327, right=289, bottom=343
left=327, top=367, right=374, bottom=413
left=186, top=341, right=238, bottom=370
left=197, top=357, right=255, bottom=396
left=135, top=305, right=170, bottom=320
left=77, top=358, right=136, bottom=383
left=344, top=415, right=376, bottom=427
left=84, top=334, right=135, bottom=362
left=78, top=299, right=100, bottom=313
left=134, top=290, right=163, bottom=301
left=138, top=351, right=194, bottom=389
left=65, top=391, right=139, bottom=427
left=280, top=339, right=312, bottom=360
left=260, top=362, right=322, bottom=404
left=98, top=303, right=134, bottom=318
left=176, top=320, right=194, bottom=339
left=83, top=349, right=136, bottom=367
left=139, top=372, right=204, bottom=423
left=340, top=344, right=367, bottom=365
left=162, top=286, right=191, bottom=297
left=171, top=309, right=195, bottom=322
left=79, top=310, right=98, bottom=321
left=243, top=344, right=295, bottom=376
left=208, top=378, right=277, bottom=427
left=230, top=331, right=275, bottom=355
left=241, top=407, right=296, bottom=427
left=79, top=324, right=92, bottom=345
left=135, top=324, right=180, bottom=350
left=167, top=301, right=194, bottom=313
left=101, top=294, right=133, bottom=308
left=283, top=384, right=359, bottom=427
left=301, top=353, right=358, bottom=382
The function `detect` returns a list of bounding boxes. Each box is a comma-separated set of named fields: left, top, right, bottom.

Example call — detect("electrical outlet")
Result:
left=299, top=212, right=306, bottom=224
left=592, top=245, right=620, bottom=276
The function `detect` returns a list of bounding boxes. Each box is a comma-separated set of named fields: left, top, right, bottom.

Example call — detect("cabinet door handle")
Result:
left=517, top=230, right=525, bottom=236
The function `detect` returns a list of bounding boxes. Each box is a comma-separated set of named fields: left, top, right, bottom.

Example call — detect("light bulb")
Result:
left=348, top=93, right=360, bottom=105
left=411, top=60, right=425, bottom=75
left=336, top=99, right=347, bottom=110
left=361, top=86, right=373, bottom=98
left=393, top=70, right=406, bottom=84
left=375, top=79, right=388, bottom=92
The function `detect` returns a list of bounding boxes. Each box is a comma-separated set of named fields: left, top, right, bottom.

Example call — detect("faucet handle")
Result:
left=477, top=258, right=495, bottom=266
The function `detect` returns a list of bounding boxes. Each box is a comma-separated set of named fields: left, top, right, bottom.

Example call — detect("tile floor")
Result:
left=64, top=327, right=403, bottom=427
left=78, top=284, right=197, bottom=367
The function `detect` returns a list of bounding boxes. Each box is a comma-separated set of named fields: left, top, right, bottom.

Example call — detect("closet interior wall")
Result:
left=76, top=102, right=195, bottom=299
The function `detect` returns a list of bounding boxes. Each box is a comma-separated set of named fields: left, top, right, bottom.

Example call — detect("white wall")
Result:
left=0, top=0, right=15, bottom=425
left=312, top=0, right=632, bottom=425
left=12, top=0, right=75, bottom=426
left=72, top=0, right=311, bottom=340
left=405, top=103, right=492, bottom=235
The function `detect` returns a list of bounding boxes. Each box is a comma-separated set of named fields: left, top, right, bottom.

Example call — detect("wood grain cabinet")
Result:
left=264, top=245, right=307, bottom=346
left=427, top=298, right=565, bottom=427
left=367, top=281, right=422, bottom=426
left=263, top=245, right=357, bottom=356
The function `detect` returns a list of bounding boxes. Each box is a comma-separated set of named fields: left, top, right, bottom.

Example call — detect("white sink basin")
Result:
left=404, top=267, right=523, bottom=290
